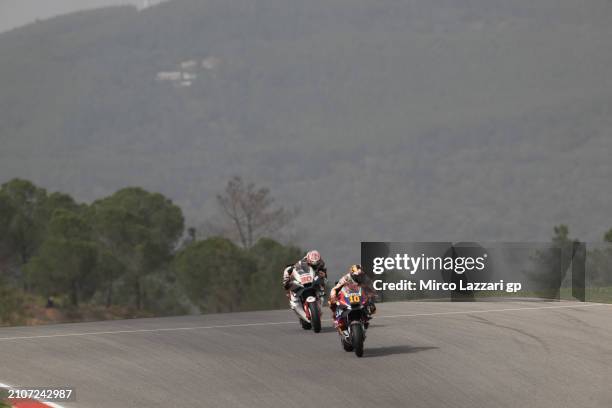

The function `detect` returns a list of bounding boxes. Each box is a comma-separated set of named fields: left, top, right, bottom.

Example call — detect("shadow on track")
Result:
left=319, top=324, right=389, bottom=333
left=363, top=345, right=438, bottom=358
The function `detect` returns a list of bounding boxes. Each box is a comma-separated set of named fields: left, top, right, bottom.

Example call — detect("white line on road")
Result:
left=377, top=302, right=610, bottom=320
left=0, top=320, right=298, bottom=341
left=0, top=303, right=608, bottom=342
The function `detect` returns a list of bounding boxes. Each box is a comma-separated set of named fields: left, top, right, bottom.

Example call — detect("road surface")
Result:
left=1, top=300, right=611, bottom=408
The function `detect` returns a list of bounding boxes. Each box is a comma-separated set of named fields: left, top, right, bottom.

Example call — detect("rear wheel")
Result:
left=300, top=319, right=312, bottom=330
left=309, top=302, right=321, bottom=333
left=350, top=323, right=365, bottom=357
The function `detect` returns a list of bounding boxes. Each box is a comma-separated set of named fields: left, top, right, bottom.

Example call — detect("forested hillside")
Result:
left=1, top=0, right=612, bottom=273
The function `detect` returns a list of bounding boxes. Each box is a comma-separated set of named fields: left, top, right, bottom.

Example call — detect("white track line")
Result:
left=377, top=302, right=610, bottom=320
left=0, top=321, right=299, bottom=341
left=0, top=382, right=66, bottom=408
left=0, top=303, right=608, bottom=342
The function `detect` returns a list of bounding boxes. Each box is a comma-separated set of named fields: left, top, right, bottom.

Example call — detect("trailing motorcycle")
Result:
left=334, top=283, right=372, bottom=357
left=288, top=264, right=324, bottom=333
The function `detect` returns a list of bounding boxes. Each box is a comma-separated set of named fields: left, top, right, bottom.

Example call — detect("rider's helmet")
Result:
left=306, top=250, right=321, bottom=266
left=349, top=264, right=365, bottom=284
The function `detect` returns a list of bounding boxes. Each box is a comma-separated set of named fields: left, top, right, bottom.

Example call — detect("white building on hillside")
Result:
left=156, top=71, right=181, bottom=81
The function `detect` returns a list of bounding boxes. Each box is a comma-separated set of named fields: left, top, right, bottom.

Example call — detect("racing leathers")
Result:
left=282, top=257, right=327, bottom=309
left=329, top=269, right=377, bottom=324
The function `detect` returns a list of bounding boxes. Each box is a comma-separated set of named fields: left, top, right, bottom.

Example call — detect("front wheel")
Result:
left=350, top=323, right=365, bottom=357
left=341, top=337, right=353, bottom=352
left=300, top=319, right=312, bottom=330
left=309, top=302, right=321, bottom=333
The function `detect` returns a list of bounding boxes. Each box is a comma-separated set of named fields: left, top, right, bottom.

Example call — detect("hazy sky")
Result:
left=0, top=0, right=160, bottom=33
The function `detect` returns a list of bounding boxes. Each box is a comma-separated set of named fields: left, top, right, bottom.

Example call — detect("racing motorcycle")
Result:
left=334, top=283, right=372, bottom=357
left=288, top=264, right=324, bottom=333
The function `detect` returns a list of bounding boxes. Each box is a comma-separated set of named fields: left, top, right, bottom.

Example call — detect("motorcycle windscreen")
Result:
left=342, top=285, right=363, bottom=306
left=297, top=266, right=315, bottom=286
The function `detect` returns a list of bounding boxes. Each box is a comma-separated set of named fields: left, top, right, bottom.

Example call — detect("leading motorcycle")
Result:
left=334, top=283, right=372, bottom=357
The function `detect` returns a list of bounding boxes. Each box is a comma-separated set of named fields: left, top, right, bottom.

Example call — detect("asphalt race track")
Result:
left=1, top=300, right=612, bottom=408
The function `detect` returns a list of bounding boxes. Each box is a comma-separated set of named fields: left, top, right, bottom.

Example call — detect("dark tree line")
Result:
left=0, top=178, right=300, bottom=324
left=527, top=225, right=612, bottom=300
left=3, top=177, right=612, bottom=325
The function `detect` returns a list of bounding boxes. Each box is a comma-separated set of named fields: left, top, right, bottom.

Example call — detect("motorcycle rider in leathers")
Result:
left=282, top=250, right=327, bottom=309
left=329, top=264, right=377, bottom=327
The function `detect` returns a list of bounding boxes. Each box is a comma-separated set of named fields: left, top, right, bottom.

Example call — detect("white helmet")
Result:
left=306, top=250, right=321, bottom=266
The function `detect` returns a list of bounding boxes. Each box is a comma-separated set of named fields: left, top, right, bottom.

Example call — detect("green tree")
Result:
left=174, top=237, right=254, bottom=313
left=527, top=225, right=578, bottom=298
left=0, top=193, right=17, bottom=271
left=583, top=228, right=612, bottom=290
left=89, top=187, right=184, bottom=309
left=0, top=179, right=48, bottom=267
left=94, top=248, right=125, bottom=308
left=44, top=191, right=82, bottom=215
left=0, top=180, right=81, bottom=288
left=604, top=228, right=612, bottom=244
left=26, top=210, right=98, bottom=307
left=552, top=224, right=571, bottom=245
left=245, top=238, right=302, bottom=310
